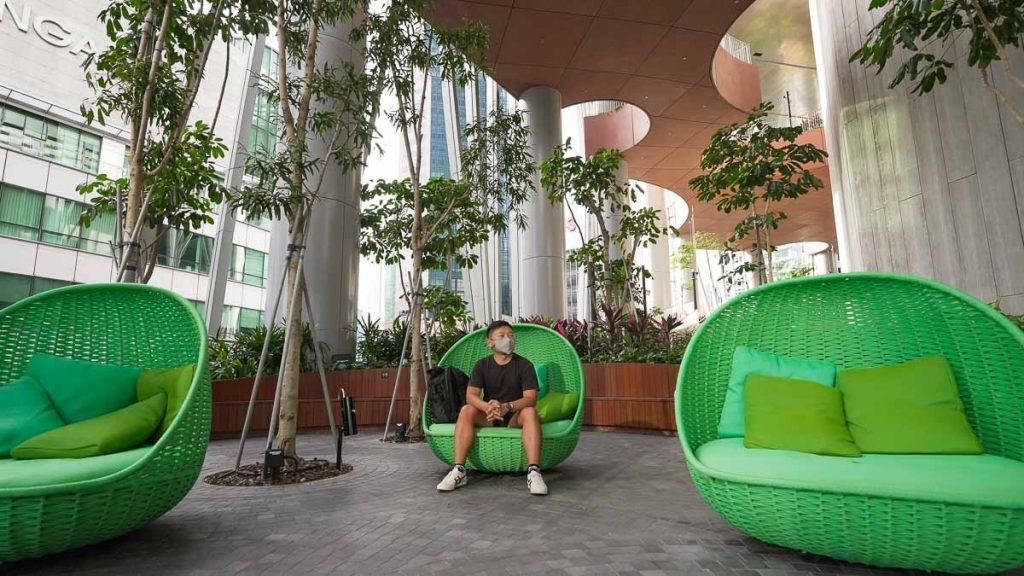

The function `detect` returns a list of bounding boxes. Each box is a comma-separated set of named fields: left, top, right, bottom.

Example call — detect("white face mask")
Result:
left=493, top=336, right=516, bottom=355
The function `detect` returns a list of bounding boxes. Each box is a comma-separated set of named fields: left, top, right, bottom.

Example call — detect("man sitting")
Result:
left=436, top=320, right=548, bottom=495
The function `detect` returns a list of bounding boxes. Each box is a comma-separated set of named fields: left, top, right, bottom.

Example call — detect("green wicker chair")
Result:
left=424, top=324, right=584, bottom=472
left=675, top=272, right=1024, bottom=574
left=0, top=283, right=210, bottom=562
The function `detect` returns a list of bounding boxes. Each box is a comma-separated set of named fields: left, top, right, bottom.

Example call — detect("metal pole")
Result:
left=302, top=278, right=338, bottom=445
left=265, top=242, right=308, bottom=452
left=381, top=306, right=413, bottom=441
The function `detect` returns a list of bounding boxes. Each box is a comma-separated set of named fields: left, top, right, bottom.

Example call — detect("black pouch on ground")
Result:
left=426, top=366, right=469, bottom=423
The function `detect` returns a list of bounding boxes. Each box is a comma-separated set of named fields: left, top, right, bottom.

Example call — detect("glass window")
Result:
left=0, top=272, right=31, bottom=308
left=158, top=229, right=214, bottom=274
left=229, top=245, right=246, bottom=282
left=239, top=308, right=263, bottom=331
left=32, top=277, right=73, bottom=295
left=221, top=305, right=240, bottom=335
left=0, top=184, right=43, bottom=241
left=80, top=210, right=116, bottom=255
left=0, top=103, right=101, bottom=173
left=230, top=244, right=268, bottom=286
left=189, top=299, right=206, bottom=318
left=243, top=248, right=266, bottom=287
left=41, top=195, right=81, bottom=248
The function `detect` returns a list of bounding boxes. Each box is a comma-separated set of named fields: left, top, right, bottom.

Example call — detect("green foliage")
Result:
left=79, top=0, right=272, bottom=281
left=231, top=0, right=379, bottom=225
left=522, top=310, right=693, bottom=365
left=209, top=323, right=328, bottom=381
left=851, top=0, right=1024, bottom=103
left=778, top=264, right=815, bottom=280
left=540, top=142, right=668, bottom=308
left=689, top=102, right=827, bottom=284
left=671, top=231, right=724, bottom=271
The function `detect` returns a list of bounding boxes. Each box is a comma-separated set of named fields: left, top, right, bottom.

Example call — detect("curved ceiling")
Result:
left=426, top=0, right=836, bottom=246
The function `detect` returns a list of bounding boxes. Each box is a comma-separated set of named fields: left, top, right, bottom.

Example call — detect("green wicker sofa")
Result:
left=0, top=284, right=210, bottom=561
left=424, top=324, right=584, bottom=472
left=675, top=272, right=1024, bottom=574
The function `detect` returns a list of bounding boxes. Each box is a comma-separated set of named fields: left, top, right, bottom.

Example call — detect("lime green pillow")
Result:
left=12, top=393, right=167, bottom=459
left=535, top=363, right=549, bottom=399
left=744, top=374, right=861, bottom=457
left=535, top=390, right=579, bottom=423
left=0, top=376, right=65, bottom=458
left=26, top=353, right=143, bottom=423
left=719, top=346, right=838, bottom=438
left=837, top=355, right=983, bottom=454
left=138, top=364, right=196, bottom=436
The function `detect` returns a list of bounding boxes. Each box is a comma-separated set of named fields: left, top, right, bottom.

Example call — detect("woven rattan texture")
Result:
left=674, top=273, right=1024, bottom=574
left=424, top=324, right=584, bottom=472
left=0, top=284, right=210, bottom=561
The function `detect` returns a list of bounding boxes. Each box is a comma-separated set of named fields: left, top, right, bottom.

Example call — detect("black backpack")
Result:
left=426, top=366, right=469, bottom=424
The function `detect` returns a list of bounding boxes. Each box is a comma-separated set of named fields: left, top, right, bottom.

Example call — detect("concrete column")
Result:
left=645, top=184, right=672, bottom=312
left=266, top=19, right=363, bottom=361
left=519, top=86, right=565, bottom=318
left=205, top=35, right=265, bottom=336
left=813, top=247, right=836, bottom=275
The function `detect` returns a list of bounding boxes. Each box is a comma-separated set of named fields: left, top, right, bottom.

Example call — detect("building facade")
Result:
left=0, top=0, right=271, bottom=334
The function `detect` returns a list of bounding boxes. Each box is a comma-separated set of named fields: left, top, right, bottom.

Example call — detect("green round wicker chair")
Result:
left=675, top=272, right=1024, bottom=574
left=424, top=323, right=584, bottom=472
left=0, top=283, right=210, bottom=562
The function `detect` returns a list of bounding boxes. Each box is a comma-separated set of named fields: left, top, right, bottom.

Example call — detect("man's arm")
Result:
left=465, top=386, right=491, bottom=412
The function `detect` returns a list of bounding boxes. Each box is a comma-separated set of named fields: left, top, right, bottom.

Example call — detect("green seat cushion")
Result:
left=719, top=346, right=837, bottom=438
left=427, top=419, right=575, bottom=438
left=535, top=390, right=579, bottom=423
left=535, top=363, right=549, bottom=399
left=696, top=438, right=1024, bottom=508
left=12, top=394, right=167, bottom=459
left=137, top=363, right=196, bottom=436
left=744, top=374, right=860, bottom=457
left=0, top=446, right=152, bottom=490
left=837, top=356, right=983, bottom=454
left=0, top=376, right=65, bottom=458
left=26, top=353, right=143, bottom=423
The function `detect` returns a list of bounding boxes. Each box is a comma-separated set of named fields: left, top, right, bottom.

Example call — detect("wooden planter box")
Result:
left=212, top=363, right=679, bottom=436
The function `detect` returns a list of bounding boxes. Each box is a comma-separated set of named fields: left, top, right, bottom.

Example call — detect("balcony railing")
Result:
left=719, top=34, right=752, bottom=64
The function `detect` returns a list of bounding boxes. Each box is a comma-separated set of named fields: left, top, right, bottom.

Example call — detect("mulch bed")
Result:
left=204, top=458, right=353, bottom=487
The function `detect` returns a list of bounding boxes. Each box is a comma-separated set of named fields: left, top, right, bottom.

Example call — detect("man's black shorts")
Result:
left=492, top=413, right=514, bottom=427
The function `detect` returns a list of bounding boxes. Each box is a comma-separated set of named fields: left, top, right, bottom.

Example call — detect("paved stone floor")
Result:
left=3, top=431, right=1023, bottom=576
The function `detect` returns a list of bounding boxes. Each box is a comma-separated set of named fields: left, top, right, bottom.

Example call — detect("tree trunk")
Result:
left=407, top=244, right=425, bottom=437
left=122, top=162, right=144, bottom=283
left=276, top=249, right=305, bottom=458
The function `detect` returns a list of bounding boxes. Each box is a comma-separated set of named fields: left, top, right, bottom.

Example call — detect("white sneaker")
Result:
left=527, top=470, right=548, bottom=495
left=437, top=466, right=468, bottom=491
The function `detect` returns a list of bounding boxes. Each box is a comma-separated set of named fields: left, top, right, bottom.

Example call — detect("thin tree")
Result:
left=689, top=102, right=827, bottom=285
left=79, top=0, right=272, bottom=282
left=231, top=0, right=378, bottom=457
left=358, top=2, right=534, bottom=434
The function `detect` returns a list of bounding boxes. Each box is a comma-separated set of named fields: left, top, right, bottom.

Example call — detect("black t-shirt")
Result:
left=469, top=354, right=538, bottom=403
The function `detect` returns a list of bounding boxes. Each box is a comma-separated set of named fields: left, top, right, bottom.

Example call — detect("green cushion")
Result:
left=137, top=363, right=195, bottom=436
left=12, top=394, right=167, bottom=459
left=535, top=390, right=579, bottom=423
left=535, top=363, right=549, bottom=399
left=837, top=356, right=983, bottom=454
left=26, top=353, right=143, bottom=424
left=0, top=376, right=65, bottom=458
left=719, top=346, right=837, bottom=438
left=697, top=438, right=1024, bottom=508
left=0, top=446, right=152, bottom=490
left=426, top=419, right=575, bottom=438
left=744, top=374, right=860, bottom=457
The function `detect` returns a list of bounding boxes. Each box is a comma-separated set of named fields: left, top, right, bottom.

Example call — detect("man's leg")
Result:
left=439, top=404, right=490, bottom=492
left=510, top=407, right=547, bottom=495
left=454, top=404, right=490, bottom=465
left=509, top=407, right=542, bottom=464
